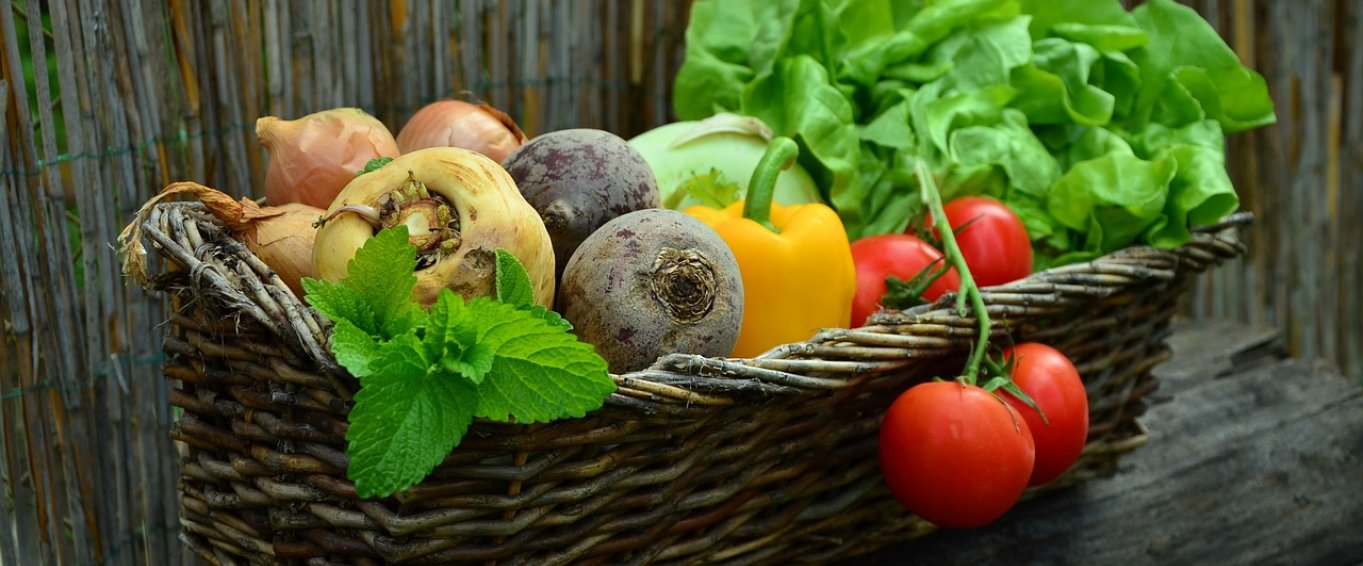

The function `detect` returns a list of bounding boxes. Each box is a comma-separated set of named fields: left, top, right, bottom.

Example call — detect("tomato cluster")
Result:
left=854, top=194, right=1089, bottom=528
left=878, top=343, right=1089, bottom=528
left=849, top=195, right=1032, bottom=327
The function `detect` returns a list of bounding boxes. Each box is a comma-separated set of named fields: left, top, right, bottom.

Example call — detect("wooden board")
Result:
left=854, top=320, right=1363, bottom=565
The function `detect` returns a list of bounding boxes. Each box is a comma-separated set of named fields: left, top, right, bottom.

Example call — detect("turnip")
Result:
left=557, top=209, right=743, bottom=374
left=628, top=113, right=822, bottom=210
left=502, top=129, right=660, bottom=281
left=312, top=147, right=555, bottom=308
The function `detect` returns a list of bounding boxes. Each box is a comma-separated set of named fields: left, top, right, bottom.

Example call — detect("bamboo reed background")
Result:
left=0, top=1, right=1355, bottom=565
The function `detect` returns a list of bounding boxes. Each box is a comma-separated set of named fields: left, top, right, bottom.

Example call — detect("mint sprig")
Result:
left=302, top=227, right=613, bottom=498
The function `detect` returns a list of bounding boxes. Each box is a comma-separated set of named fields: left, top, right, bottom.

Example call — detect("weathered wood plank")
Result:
left=68, top=0, right=129, bottom=559
left=1185, top=0, right=1362, bottom=382
left=855, top=322, right=1363, bottom=565
left=0, top=77, right=26, bottom=566
left=5, top=2, right=75, bottom=562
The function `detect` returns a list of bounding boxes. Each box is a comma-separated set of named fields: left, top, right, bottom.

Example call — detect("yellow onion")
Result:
left=117, top=182, right=322, bottom=297
left=257, top=108, right=400, bottom=209
left=395, top=100, right=527, bottom=163
left=244, top=202, right=324, bottom=297
left=313, top=147, right=555, bottom=307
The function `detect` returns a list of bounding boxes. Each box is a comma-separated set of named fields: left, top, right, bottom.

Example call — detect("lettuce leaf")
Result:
left=672, top=0, right=1274, bottom=264
left=1128, top=0, right=1276, bottom=133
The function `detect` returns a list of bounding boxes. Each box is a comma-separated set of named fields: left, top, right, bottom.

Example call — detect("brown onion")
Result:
left=243, top=202, right=324, bottom=297
left=395, top=99, right=527, bottom=163
left=257, top=108, right=400, bottom=209
left=118, top=182, right=322, bottom=297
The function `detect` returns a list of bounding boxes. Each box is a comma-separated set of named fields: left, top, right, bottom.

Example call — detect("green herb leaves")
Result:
left=302, top=227, right=613, bottom=499
left=305, top=225, right=421, bottom=338
left=357, top=156, right=394, bottom=176
left=343, top=330, right=478, bottom=500
left=494, top=248, right=535, bottom=307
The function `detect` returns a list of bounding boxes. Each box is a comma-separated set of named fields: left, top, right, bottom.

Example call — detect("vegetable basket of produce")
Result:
left=115, top=0, right=1271, bottom=564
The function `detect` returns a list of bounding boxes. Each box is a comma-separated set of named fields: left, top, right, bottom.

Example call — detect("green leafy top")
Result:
left=664, top=168, right=743, bottom=209
left=302, top=227, right=613, bottom=498
left=673, top=0, right=1274, bottom=264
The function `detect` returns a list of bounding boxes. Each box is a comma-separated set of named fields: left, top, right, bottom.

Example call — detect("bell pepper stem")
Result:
left=743, top=136, right=799, bottom=233
left=914, top=160, right=991, bottom=385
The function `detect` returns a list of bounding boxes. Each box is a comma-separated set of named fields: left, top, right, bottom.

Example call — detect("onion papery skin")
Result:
left=396, top=100, right=527, bottom=163
left=257, top=108, right=401, bottom=209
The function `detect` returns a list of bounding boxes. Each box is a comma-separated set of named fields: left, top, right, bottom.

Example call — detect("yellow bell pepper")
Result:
left=685, top=137, right=855, bottom=358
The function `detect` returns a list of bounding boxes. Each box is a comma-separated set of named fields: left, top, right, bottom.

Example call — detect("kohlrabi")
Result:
left=628, top=113, right=822, bottom=211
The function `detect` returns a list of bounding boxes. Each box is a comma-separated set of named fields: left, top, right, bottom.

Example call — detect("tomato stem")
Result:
left=914, top=160, right=991, bottom=385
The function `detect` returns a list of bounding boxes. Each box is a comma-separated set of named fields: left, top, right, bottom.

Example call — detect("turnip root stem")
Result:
left=315, top=173, right=462, bottom=270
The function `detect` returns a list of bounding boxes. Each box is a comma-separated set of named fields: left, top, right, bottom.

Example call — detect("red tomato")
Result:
left=849, top=234, right=961, bottom=327
left=878, top=381, right=1035, bottom=528
left=927, top=196, right=1033, bottom=288
left=1000, top=343, right=1089, bottom=486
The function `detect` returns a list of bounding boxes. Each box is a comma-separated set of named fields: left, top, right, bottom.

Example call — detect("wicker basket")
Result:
left=123, top=200, right=1249, bottom=565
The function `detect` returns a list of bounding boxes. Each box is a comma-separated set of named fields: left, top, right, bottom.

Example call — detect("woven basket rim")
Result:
left=122, top=202, right=1250, bottom=416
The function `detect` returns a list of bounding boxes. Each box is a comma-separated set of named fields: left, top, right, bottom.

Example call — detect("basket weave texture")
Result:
left=129, top=201, right=1249, bottom=565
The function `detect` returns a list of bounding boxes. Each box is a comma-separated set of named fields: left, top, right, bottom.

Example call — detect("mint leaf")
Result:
left=526, top=305, right=572, bottom=331
left=425, top=290, right=477, bottom=360
left=331, top=320, right=380, bottom=377
left=492, top=251, right=568, bottom=330
left=426, top=290, right=495, bottom=384
left=462, top=298, right=615, bottom=423
left=357, top=156, right=393, bottom=176
left=443, top=343, right=496, bottom=384
left=302, top=278, right=378, bottom=335
left=346, top=227, right=425, bottom=338
left=494, top=249, right=535, bottom=307
left=345, top=331, right=478, bottom=498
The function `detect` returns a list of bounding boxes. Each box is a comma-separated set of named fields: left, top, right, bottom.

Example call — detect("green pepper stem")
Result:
left=914, top=160, right=991, bottom=385
left=743, top=136, right=798, bottom=233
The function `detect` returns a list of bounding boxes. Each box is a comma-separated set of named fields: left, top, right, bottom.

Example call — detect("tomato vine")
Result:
left=913, top=160, right=994, bottom=385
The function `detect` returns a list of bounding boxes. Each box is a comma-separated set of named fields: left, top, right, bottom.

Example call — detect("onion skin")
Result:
left=257, top=108, right=400, bottom=209
left=396, top=100, right=527, bottom=163
left=245, top=203, right=322, bottom=297
left=313, top=147, right=555, bottom=308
